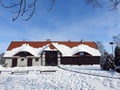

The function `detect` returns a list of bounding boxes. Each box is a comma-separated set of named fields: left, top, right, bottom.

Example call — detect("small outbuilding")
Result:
left=3, top=40, right=101, bottom=67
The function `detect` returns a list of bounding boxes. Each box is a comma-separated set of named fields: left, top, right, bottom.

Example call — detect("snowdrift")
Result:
left=0, top=65, right=120, bottom=90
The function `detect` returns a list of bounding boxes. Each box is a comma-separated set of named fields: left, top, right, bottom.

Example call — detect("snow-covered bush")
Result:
left=100, top=45, right=120, bottom=73
left=100, top=52, right=115, bottom=70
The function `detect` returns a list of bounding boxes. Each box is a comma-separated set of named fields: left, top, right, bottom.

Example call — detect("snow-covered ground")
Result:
left=0, top=65, right=120, bottom=90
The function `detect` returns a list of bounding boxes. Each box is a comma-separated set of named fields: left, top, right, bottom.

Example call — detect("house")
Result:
left=3, top=40, right=101, bottom=67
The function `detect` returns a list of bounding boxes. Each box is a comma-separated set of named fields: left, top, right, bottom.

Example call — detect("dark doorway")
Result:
left=12, top=58, right=17, bottom=67
left=27, top=58, right=32, bottom=66
left=45, top=51, right=58, bottom=66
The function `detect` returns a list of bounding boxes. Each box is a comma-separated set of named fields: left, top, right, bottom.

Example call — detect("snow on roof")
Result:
left=7, top=41, right=98, bottom=50
left=4, top=42, right=101, bottom=57
left=4, top=44, right=50, bottom=57
left=52, top=43, right=101, bottom=56
left=72, top=44, right=101, bottom=56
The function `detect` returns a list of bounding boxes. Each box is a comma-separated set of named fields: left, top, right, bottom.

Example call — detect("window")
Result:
left=80, top=52, right=85, bottom=56
left=21, top=58, right=24, bottom=61
left=35, top=58, right=39, bottom=62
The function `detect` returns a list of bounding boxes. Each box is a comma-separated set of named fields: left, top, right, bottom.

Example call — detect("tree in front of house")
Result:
left=96, top=41, right=115, bottom=71
left=100, top=52, right=115, bottom=70
left=0, top=53, right=4, bottom=65
left=96, top=41, right=106, bottom=55
left=113, top=34, right=120, bottom=45
left=112, top=34, right=120, bottom=72
left=114, top=44, right=120, bottom=72
left=100, top=34, right=120, bottom=72
left=99, top=34, right=120, bottom=72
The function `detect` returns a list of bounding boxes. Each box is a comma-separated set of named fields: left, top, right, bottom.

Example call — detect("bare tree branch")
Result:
left=23, top=0, right=37, bottom=21
left=0, top=0, right=55, bottom=21
left=21, top=0, right=26, bottom=16
left=85, top=0, right=102, bottom=8
left=48, top=0, right=56, bottom=12
left=110, top=0, right=120, bottom=10
left=12, top=0, right=23, bottom=21
left=1, top=0, right=120, bottom=21
left=0, top=1, right=20, bottom=8
left=113, top=34, right=120, bottom=45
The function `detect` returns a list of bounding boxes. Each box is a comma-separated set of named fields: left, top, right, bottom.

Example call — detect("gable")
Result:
left=52, top=43, right=101, bottom=56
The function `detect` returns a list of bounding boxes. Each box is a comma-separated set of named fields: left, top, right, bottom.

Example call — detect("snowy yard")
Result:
left=0, top=65, right=120, bottom=90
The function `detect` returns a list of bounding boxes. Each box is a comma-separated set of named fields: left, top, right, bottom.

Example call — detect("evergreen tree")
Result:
left=115, top=45, right=120, bottom=72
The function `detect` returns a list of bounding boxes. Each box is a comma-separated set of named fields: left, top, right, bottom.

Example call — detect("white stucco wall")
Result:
left=4, top=58, right=12, bottom=67
left=41, top=52, right=45, bottom=66
left=32, top=58, right=41, bottom=66
left=4, top=57, right=42, bottom=67
left=17, top=58, right=27, bottom=67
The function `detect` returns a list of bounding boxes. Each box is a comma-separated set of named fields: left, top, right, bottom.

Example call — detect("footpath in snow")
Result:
left=0, top=65, right=120, bottom=90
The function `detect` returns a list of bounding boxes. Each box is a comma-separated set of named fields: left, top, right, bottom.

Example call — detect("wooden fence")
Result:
left=61, top=56, right=100, bottom=65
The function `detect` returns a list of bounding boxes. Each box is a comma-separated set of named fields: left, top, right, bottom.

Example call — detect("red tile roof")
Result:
left=7, top=41, right=98, bottom=51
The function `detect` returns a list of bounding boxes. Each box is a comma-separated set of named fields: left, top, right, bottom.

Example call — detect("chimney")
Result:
left=68, top=39, right=71, bottom=42
left=80, top=39, right=84, bottom=42
left=46, top=39, right=51, bottom=41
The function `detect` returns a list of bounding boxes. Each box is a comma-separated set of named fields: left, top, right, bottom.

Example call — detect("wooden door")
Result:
left=45, top=51, right=58, bottom=66
left=27, top=58, right=32, bottom=66
left=12, top=58, right=17, bottom=67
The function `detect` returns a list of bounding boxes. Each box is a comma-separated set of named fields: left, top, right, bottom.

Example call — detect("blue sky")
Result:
left=0, top=0, right=120, bottom=53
